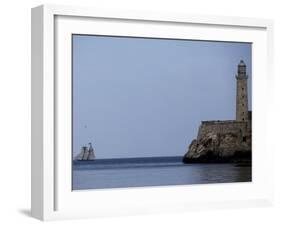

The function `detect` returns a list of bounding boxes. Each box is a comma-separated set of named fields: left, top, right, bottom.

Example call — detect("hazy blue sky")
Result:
left=72, top=35, right=252, bottom=159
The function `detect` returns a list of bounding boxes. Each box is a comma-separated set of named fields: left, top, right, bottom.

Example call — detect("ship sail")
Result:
left=75, top=146, right=88, bottom=160
left=87, top=142, right=95, bottom=160
left=74, top=143, right=95, bottom=161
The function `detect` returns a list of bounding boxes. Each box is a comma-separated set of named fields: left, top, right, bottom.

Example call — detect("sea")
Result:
left=72, top=156, right=252, bottom=190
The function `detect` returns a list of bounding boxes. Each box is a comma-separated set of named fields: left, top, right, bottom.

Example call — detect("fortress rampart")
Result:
left=198, top=120, right=251, bottom=141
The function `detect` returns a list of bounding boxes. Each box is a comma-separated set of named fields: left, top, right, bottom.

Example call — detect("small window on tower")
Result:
left=242, top=118, right=245, bottom=121
left=243, top=137, right=246, bottom=142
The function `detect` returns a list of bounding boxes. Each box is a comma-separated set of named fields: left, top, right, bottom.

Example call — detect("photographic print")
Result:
left=72, top=35, right=252, bottom=190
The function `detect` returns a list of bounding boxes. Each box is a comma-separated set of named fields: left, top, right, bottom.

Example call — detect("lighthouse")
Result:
left=236, top=60, right=249, bottom=121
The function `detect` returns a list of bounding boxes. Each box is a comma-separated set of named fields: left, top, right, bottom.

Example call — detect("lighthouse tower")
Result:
left=236, top=60, right=249, bottom=121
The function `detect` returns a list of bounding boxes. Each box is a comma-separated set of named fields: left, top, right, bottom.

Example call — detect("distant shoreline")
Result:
left=73, top=156, right=183, bottom=164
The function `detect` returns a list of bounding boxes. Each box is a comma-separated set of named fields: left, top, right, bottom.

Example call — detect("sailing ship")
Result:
left=75, top=142, right=96, bottom=161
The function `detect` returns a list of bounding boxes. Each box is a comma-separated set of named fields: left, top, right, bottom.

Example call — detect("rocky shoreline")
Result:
left=182, top=149, right=252, bottom=164
left=182, top=129, right=251, bottom=164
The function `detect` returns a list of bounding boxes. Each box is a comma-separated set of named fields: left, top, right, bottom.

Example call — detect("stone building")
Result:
left=183, top=60, right=252, bottom=163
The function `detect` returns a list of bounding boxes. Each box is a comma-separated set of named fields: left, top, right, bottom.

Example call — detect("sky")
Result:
left=72, top=35, right=252, bottom=159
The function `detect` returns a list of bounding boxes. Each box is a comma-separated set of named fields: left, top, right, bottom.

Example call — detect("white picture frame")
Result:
left=31, top=4, right=274, bottom=221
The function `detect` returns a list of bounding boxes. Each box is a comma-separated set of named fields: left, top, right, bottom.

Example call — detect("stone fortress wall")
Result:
left=197, top=118, right=251, bottom=152
left=198, top=120, right=248, bottom=139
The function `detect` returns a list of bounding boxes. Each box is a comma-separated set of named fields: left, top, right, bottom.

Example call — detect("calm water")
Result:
left=72, top=157, right=251, bottom=190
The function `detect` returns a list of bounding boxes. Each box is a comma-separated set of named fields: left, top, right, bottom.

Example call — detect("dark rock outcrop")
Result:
left=183, top=124, right=251, bottom=163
